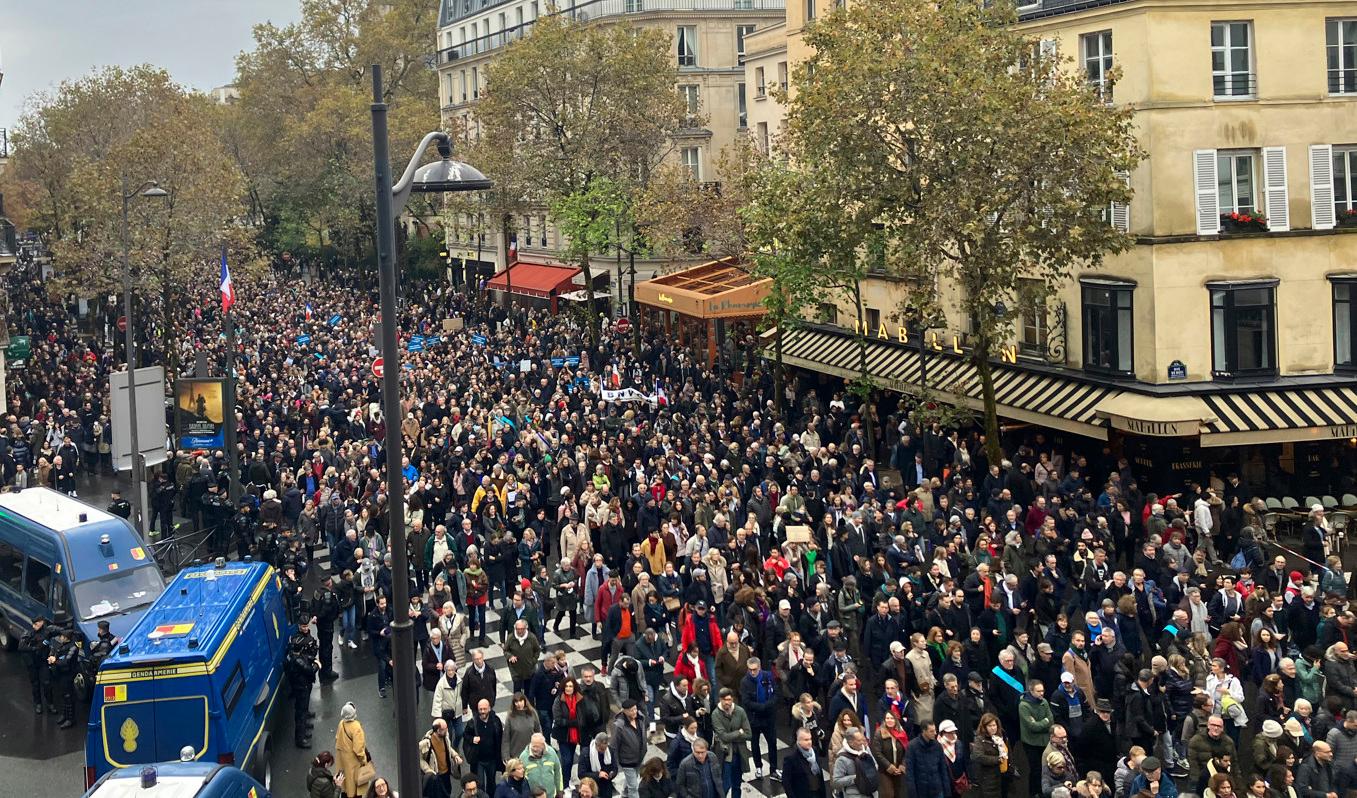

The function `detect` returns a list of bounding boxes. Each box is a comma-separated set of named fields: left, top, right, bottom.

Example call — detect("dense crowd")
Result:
left=3, top=260, right=1354, bottom=798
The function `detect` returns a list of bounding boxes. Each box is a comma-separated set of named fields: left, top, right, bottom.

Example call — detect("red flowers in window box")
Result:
left=1220, top=211, right=1269, bottom=233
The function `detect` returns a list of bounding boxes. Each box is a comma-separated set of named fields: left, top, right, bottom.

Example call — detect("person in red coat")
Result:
left=674, top=647, right=712, bottom=684
left=595, top=575, right=625, bottom=628
left=680, top=601, right=723, bottom=683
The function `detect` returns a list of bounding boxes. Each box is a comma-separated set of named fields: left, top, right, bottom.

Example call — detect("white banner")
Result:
left=600, top=387, right=658, bottom=405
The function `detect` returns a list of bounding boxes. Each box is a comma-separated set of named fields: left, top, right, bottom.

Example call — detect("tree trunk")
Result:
left=581, top=252, right=599, bottom=348
left=774, top=324, right=785, bottom=419
left=851, top=279, right=875, bottom=455
left=974, top=342, right=1003, bottom=466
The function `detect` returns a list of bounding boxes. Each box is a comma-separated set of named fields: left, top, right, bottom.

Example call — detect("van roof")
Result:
left=0, top=487, right=117, bottom=531
left=106, top=561, right=276, bottom=666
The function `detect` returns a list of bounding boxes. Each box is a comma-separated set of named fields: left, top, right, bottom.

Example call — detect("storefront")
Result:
left=486, top=261, right=581, bottom=313
left=633, top=259, right=770, bottom=366
left=773, top=322, right=1357, bottom=495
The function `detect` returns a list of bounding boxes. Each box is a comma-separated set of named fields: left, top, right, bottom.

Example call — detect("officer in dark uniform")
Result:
left=18, top=617, right=53, bottom=714
left=312, top=573, right=341, bottom=682
left=200, top=483, right=231, bottom=556
left=231, top=499, right=257, bottom=562
left=281, top=562, right=305, bottom=624
left=88, top=620, right=119, bottom=670
left=284, top=617, right=320, bottom=748
left=107, top=490, right=132, bottom=520
left=152, top=472, right=178, bottom=540
left=48, top=627, right=81, bottom=728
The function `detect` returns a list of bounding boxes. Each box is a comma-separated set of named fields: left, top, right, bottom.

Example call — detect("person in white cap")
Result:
left=1254, top=719, right=1283, bottom=774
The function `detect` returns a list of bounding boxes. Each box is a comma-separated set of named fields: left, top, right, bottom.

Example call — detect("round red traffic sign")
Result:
left=117, top=316, right=127, bottom=332
left=615, top=317, right=631, bottom=333
left=371, top=357, right=384, bottom=378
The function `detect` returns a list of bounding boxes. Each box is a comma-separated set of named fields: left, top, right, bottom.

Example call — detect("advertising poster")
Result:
left=176, top=378, right=227, bottom=449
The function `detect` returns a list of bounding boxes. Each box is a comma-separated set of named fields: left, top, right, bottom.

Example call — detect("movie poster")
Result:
left=175, top=378, right=226, bottom=449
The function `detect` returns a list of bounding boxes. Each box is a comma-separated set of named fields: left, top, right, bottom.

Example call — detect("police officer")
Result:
left=18, top=617, right=53, bottom=714
left=284, top=617, right=321, bottom=748
left=281, top=562, right=305, bottom=624
left=231, top=499, right=258, bottom=562
left=152, top=471, right=178, bottom=540
left=200, top=483, right=231, bottom=555
left=312, top=573, right=341, bottom=683
left=107, top=490, right=132, bottom=520
left=48, top=627, right=81, bottom=728
left=88, top=619, right=119, bottom=683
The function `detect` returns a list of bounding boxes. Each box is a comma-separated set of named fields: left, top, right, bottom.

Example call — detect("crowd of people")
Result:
left=3, top=260, right=1355, bottom=798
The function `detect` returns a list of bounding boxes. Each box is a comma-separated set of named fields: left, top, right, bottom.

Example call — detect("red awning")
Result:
left=487, top=262, right=581, bottom=299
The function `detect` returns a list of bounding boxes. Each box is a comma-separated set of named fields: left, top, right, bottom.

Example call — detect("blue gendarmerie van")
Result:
left=0, top=487, right=165, bottom=649
left=82, top=761, right=270, bottom=798
left=85, top=560, right=293, bottom=790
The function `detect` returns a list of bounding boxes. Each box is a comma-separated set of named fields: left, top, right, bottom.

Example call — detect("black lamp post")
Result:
left=369, top=63, right=491, bottom=798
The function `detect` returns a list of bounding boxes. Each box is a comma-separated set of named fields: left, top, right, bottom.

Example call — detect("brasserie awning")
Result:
left=487, top=262, right=580, bottom=299
left=1200, top=386, right=1357, bottom=446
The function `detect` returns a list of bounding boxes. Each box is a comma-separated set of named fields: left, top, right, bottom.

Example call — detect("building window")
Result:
left=817, top=303, right=838, bottom=325
left=1211, top=21, right=1255, bottom=98
left=1329, top=19, right=1357, bottom=94
left=1018, top=279, right=1049, bottom=357
left=677, top=26, right=698, bottom=67
left=864, top=307, right=882, bottom=332
left=1217, top=150, right=1258, bottom=215
left=682, top=147, right=701, bottom=180
left=460, top=71, right=468, bottom=102
left=1082, top=282, right=1133, bottom=374
left=737, top=25, right=756, bottom=65
left=806, top=0, right=816, bottom=21
left=1210, top=283, right=1276, bottom=377
left=515, top=6, right=524, bottom=33
left=737, top=83, right=748, bottom=128
left=1335, top=280, right=1357, bottom=369
left=777, top=61, right=788, bottom=90
left=757, top=122, right=770, bottom=153
left=471, top=67, right=479, bottom=99
left=755, top=67, right=767, bottom=97
left=734, top=0, right=753, bottom=8
left=625, top=0, right=643, bottom=10
left=531, top=1, right=539, bottom=18
left=1082, top=30, right=1113, bottom=101
left=1336, top=146, right=1357, bottom=217
left=680, top=84, right=700, bottom=118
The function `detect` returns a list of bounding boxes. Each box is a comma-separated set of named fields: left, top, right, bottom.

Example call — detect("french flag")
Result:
left=508, top=234, right=518, bottom=264
left=219, top=246, right=236, bottom=314
left=304, top=302, right=313, bottom=321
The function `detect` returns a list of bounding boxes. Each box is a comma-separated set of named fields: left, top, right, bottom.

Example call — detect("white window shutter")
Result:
left=1262, top=146, right=1290, bottom=232
left=1111, top=171, right=1131, bottom=233
left=1312, top=144, right=1336, bottom=231
left=1194, top=149, right=1220, bottom=235
left=1039, top=38, right=1059, bottom=61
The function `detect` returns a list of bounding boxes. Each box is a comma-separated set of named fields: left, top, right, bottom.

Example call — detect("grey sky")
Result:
left=0, top=1, right=302, bottom=131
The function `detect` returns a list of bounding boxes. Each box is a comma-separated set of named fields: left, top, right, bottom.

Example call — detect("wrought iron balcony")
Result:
left=438, top=0, right=782, bottom=65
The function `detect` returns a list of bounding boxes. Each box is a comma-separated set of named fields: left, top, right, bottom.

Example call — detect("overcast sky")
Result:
left=0, top=1, right=302, bottom=131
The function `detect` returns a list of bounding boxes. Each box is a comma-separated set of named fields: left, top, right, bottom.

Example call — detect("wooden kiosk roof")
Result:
left=633, top=259, right=770, bottom=319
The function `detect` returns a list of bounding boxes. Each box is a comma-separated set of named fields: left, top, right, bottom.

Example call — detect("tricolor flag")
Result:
left=655, top=379, right=668, bottom=407
left=304, top=302, right=313, bottom=321
left=220, top=246, right=236, bottom=315
left=507, top=234, right=518, bottom=264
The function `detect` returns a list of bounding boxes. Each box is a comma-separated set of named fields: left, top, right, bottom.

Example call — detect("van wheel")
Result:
left=253, top=734, right=273, bottom=790
left=0, top=617, right=14, bottom=651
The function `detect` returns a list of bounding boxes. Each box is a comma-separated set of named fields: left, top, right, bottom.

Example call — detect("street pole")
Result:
left=222, top=248, right=241, bottom=505
left=119, top=177, right=144, bottom=535
left=369, top=64, right=421, bottom=798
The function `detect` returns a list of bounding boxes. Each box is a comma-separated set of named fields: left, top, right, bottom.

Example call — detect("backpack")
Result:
left=1229, top=550, right=1247, bottom=570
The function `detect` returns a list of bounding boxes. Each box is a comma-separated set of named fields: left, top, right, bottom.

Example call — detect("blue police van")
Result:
left=0, top=488, right=165, bottom=649
left=83, top=762, right=270, bottom=798
left=86, top=560, right=293, bottom=790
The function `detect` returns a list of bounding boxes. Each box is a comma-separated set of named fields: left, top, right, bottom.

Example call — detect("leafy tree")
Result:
left=4, top=66, right=255, bottom=375
left=474, top=13, right=685, bottom=343
left=226, top=0, right=441, bottom=261
left=636, top=136, right=762, bottom=265
left=782, top=0, right=1142, bottom=463
left=744, top=161, right=879, bottom=441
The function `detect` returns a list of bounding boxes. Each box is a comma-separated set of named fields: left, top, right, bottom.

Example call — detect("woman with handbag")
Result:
left=336, top=702, right=376, bottom=798
left=938, top=720, right=971, bottom=797
left=871, top=710, right=910, bottom=798
left=971, top=714, right=1010, bottom=798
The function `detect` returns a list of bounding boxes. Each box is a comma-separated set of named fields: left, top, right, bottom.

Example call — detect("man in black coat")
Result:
left=1076, top=699, right=1119, bottom=781
left=782, top=728, right=827, bottom=798
left=466, top=698, right=504, bottom=792
left=460, top=649, right=498, bottom=712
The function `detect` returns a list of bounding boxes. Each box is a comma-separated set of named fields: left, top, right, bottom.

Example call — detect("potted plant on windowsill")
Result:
left=1340, top=209, right=1357, bottom=229
left=1220, top=212, right=1269, bottom=233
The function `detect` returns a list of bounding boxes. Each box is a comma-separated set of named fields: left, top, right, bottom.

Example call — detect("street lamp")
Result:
left=369, top=63, right=491, bottom=798
left=120, top=177, right=168, bottom=535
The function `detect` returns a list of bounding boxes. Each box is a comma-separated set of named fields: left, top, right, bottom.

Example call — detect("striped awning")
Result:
left=1200, top=387, right=1357, bottom=446
left=773, top=326, right=1115, bottom=439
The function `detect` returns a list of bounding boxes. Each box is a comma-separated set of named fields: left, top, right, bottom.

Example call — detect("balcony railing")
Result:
left=438, top=0, right=783, bottom=65
left=1212, top=72, right=1257, bottom=99
left=1329, top=69, right=1357, bottom=96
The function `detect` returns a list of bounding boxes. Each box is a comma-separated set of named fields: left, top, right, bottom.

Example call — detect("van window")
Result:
left=222, top=662, right=245, bottom=717
left=24, top=559, right=51, bottom=605
left=51, top=578, right=71, bottom=617
left=0, top=541, right=21, bottom=591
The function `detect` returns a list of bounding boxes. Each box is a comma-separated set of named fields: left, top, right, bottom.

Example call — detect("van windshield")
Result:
left=74, top=565, right=165, bottom=621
